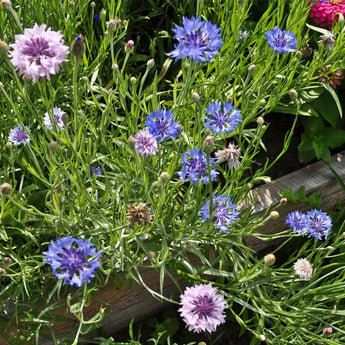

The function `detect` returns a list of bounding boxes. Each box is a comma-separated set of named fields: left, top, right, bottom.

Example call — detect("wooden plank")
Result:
left=245, top=150, right=345, bottom=251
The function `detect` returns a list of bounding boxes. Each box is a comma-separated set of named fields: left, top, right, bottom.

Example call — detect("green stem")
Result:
left=73, top=57, right=80, bottom=149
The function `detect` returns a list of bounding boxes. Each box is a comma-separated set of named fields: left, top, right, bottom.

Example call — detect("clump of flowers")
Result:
left=43, top=107, right=65, bottom=131
left=286, top=209, right=332, bottom=240
left=8, top=124, right=31, bottom=146
left=199, top=194, right=239, bottom=233
left=43, top=235, right=102, bottom=288
left=265, top=27, right=297, bottom=54
left=294, top=258, right=313, bottom=281
left=145, top=109, right=180, bottom=141
left=178, top=148, right=218, bottom=185
left=9, top=23, right=69, bottom=80
left=309, top=0, right=345, bottom=30
left=168, top=16, right=223, bottom=62
left=203, top=101, right=242, bottom=135
left=126, top=202, right=151, bottom=225
left=134, top=129, right=158, bottom=157
left=179, top=283, right=227, bottom=333
left=318, top=65, right=344, bottom=88
left=215, top=142, right=241, bottom=170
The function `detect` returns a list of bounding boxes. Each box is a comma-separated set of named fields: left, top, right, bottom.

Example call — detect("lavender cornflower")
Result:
left=8, top=124, right=31, bottom=146
left=135, top=129, right=158, bottom=157
left=43, top=107, right=65, bottom=131
left=265, top=27, right=297, bottom=54
left=179, top=283, right=227, bottom=333
left=145, top=109, right=180, bottom=141
left=306, top=209, right=332, bottom=240
left=178, top=148, right=218, bottom=185
left=90, top=166, right=103, bottom=178
left=9, top=23, right=69, bottom=80
left=203, top=101, right=242, bottom=135
left=199, top=194, right=239, bottom=233
left=43, top=235, right=101, bottom=288
left=168, top=16, right=223, bottom=62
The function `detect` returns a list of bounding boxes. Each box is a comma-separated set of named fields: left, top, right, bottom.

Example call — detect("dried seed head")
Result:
left=319, top=32, right=337, bottom=51
left=215, top=142, right=241, bottom=170
left=127, top=202, right=151, bottom=225
left=299, top=44, right=313, bottom=58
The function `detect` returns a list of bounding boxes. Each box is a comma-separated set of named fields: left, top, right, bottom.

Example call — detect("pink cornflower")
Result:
left=309, top=0, right=345, bottom=30
left=9, top=23, right=69, bottom=80
left=179, top=283, right=227, bottom=333
left=134, top=129, right=158, bottom=157
left=294, top=258, right=313, bottom=280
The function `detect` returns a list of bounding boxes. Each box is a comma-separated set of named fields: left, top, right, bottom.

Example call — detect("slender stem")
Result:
left=73, top=57, right=80, bottom=149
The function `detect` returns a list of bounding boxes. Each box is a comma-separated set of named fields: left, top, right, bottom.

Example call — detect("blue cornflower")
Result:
left=203, top=101, right=242, bottom=135
left=43, top=107, right=65, bottom=131
left=265, top=27, right=297, bottom=54
left=199, top=194, right=239, bottom=233
left=43, top=235, right=102, bottom=288
left=286, top=210, right=309, bottom=235
left=286, top=209, right=332, bottom=240
left=90, top=166, right=103, bottom=178
left=8, top=124, right=31, bottom=146
left=178, top=148, right=218, bottom=185
left=145, top=109, right=180, bottom=141
left=168, top=16, right=223, bottom=62
left=94, top=13, right=101, bottom=23
left=238, top=30, right=248, bottom=41
left=306, top=209, right=332, bottom=240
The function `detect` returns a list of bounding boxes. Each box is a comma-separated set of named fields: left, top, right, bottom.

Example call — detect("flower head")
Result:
left=199, top=194, right=239, bottom=233
left=9, top=23, right=69, bottom=80
left=178, top=148, right=218, bottom=185
left=309, top=0, right=345, bottom=30
left=127, top=202, right=151, bottom=226
left=43, top=107, right=65, bottom=131
left=238, top=30, right=248, bottom=41
left=179, top=283, right=228, bottom=333
left=318, top=65, right=343, bottom=88
left=168, top=16, right=223, bottom=62
left=318, top=31, right=337, bottom=50
left=286, top=209, right=332, bottom=240
left=215, top=142, right=241, bottom=170
left=265, top=27, right=297, bottom=54
left=294, top=258, right=313, bottom=280
left=90, top=166, right=103, bottom=178
left=145, top=109, right=180, bottom=141
left=203, top=101, right=242, bottom=135
left=134, top=129, right=158, bottom=157
left=8, top=124, right=31, bottom=146
left=43, top=235, right=101, bottom=287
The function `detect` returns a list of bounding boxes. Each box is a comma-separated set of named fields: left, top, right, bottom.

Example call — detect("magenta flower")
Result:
left=134, top=129, right=158, bottom=157
left=179, top=283, right=227, bottom=333
left=9, top=23, right=69, bottom=80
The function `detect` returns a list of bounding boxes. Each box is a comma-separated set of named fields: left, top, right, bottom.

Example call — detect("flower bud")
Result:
left=1, top=0, right=12, bottom=9
left=49, top=141, right=59, bottom=152
left=100, top=8, right=107, bottom=22
left=71, top=36, right=85, bottom=58
left=259, top=335, right=266, bottom=342
left=128, top=135, right=136, bottom=149
left=289, top=89, right=298, bottom=100
left=125, top=40, right=134, bottom=53
left=147, top=59, right=155, bottom=69
left=130, top=76, right=137, bottom=85
left=264, top=253, right=276, bottom=266
left=178, top=124, right=184, bottom=133
left=248, top=64, right=256, bottom=75
left=90, top=1, right=95, bottom=7
left=55, top=219, right=62, bottom=226
left=0, top=267, right=4, bottom=276
left=0, top=40, right=8, bottom=56
left=270, top=211, right=279, bottom=219
left=112, top=63, right=119, bottom=71
left=159, top=172, right=170, bottom=183
left=203, top=136, right=215, bottom=154
left=6, top=141, right=12, bottom=149
left=62, top=112, right=69, bottom=124
left=107, top=18, right=121, bottom=34
left=192, top=92, right=200, bottom=103
left=324, top=327, right=333, bottom=335
left=3, top=257, right=11, bottom=265
left=1, top=183, right=12, bottom=195
left=280, top=197, right=288, bottom=204
left=147, top=251, right=155, bottom=259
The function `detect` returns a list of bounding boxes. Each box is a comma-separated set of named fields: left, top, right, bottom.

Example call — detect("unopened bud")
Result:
left=125, top=40, right=134, bottom=53
left=160, top=172, right=170, bottom=183
left=6, top=141, right=12, bottom=149
left=257, top=116, right=264, bottom=126
left=100, top=8, right=107, bottom=22
left=3, top=257, right=10, bottom=265
left=1, top=183, right=12, bottom=195
left=130, top=76, right=137, bottom=85
left=178, top=124, right=184, bottom=133
left=270, top=211, right=279, bottom=219
left=192, top=92, right=200, bottom=103
left=55, top=219, right=62, bottom=226
left=49, top=141, right=58, bottom=152
left=128, top=135, right=136, bottom=149
left=264, top=253, right=276, bottom=266
left=90, top=1, right=95, bottom=7
left=148, top=251, right=155, bottom=259
left=227, top=96, right=233, bottom=103
left=0, top=40, right=8, bottom=56
left=324, top=327, right=333, bottom=335
left=1, top=0, right=12, bottom=9
left=280, top=197, right=288, bottom=204
left=248, top=64, right=256, bottom=75
left=203, top=136, right=215, bottom=154
left=107, top=18, right=121, bottom=34
left=0, top=267, right=4, bottom=276
left=61, top=113, right=69, bottom=124
left=259, top=335, right=266, bottom=342
left=289, top=89, right=298, bottom=100
left=71, top=36, right=85, bottom=58
left=147, top=59, right=155, bottom=69
left=112, top=63, right=119, bottom=71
